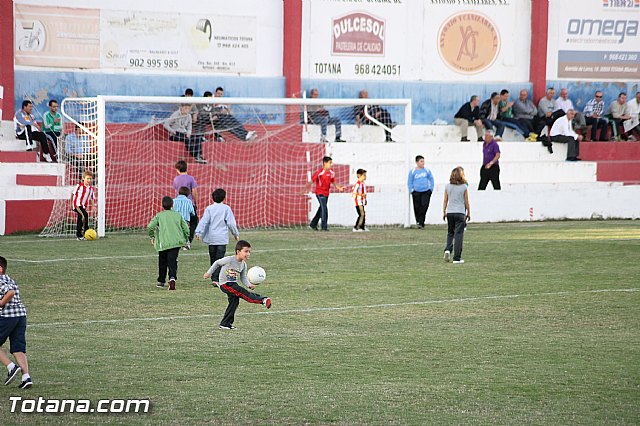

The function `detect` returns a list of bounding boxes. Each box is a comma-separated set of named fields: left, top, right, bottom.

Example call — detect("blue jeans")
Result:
left=311, top=113, right=342, bottom=138
left=482, top=119, right=505, bottom=137
left=310, top=194, right=329, bottom=230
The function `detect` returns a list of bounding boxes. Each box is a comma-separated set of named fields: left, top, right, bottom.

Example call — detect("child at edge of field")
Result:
left=203, top=240, right=271, bottom=330
left=173, top=160, right=199, bottom=248
left=307, top=156, right=345, bottom=231
left=442, top=167, right=471, bottom=264
left=71, top=170, right=96, bottom=240
left=173, top=186, right=196, bottom=250
left=0, top=256, right=33, bottom=389
left=147, top=196, right=190, bottom=291
left=351, top=168, right=368, bottom=232
left=195, top=188, right=240, bottom=287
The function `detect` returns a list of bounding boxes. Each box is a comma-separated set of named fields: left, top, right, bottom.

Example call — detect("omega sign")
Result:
left=332, top=12, right=385, bottom=56
left=438, top=12, right=500, bottom=74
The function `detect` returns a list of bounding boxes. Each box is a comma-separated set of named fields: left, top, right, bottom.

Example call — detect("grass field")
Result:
left=0, top=220, right=639, bottom=425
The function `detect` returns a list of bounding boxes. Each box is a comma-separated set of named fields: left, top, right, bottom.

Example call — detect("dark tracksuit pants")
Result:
left=411, top=190, right=432, bottom=227
left=74, top=206, right=89, bottom=238
left=157, top=247, right=180, bottom=283
left=17, top=127, right=51, bottom=155
left=208, top=244, right=227, bottom=282
left=170, top=132, right=202, bottom=159
left=219, top=282, right=266, bottom=327
left=354, top=205, right=366, bottom=230
left=445, top=213, right=466, bottom=261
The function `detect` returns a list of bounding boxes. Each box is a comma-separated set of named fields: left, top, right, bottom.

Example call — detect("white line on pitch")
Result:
left=27, top=288, right=638, bottom=329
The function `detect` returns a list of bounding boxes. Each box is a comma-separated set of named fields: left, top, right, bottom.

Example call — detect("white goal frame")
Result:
left=61, top=95, right=413, bottom=237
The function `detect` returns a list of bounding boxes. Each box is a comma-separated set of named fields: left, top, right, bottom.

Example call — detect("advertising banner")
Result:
left=14, top=4, right=100, bottom=68
left=302, top=0, right=531, bottom=82
left=547, top=0, right=640, bottom=80
left=100, top=11, right=256, bottom=74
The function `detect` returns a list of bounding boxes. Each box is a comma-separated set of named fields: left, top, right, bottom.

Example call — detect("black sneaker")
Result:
left=334, top=138, right=346, bottom=143
left=18, top=378, right=32, bottom=389
left=309, top=225, right=318, bottom=231
left=219, top=325, right=236, bottom=330
left=477, top=137, right=484, bottom=142
left=460, top=137, right=470, bottom=142
left=5, top=365, right=21, bottom=385
left=156, top=282, right=165, bottom=288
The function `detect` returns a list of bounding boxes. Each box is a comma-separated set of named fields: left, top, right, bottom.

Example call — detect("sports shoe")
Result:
left=43, top=153, right=53, bottom=163
left=363, top=227, right=370, bottom=232
left=211, top=281, right=219, bottom=288
left=628, top=135, right=637, bottom=142
left=183, top=242, right=191, bottom=250
left=263, top=297, right=272, bottom=309
left=477, top=137, right=484, bottom=142
left=460, top=137, right=470, bottom=142
left=309, top=225, right=318, bottom=231
left=352, top=228, right=363, bottom=232
left=156, top=282, right=165, bottom=288
left=219, top=324, right=236, bottom=330
left=245, top=131, right=257, bottom=141
left=195, top=156, right=208, bottom=164
left=5, top=365, right=21, bottom=385
left=214, top=135, right=225, bottom=143
left=168, top=279, right=176, bottom=291
left=18, top=378, right=32, bottom=389
left=452, top=260, right=465, bottom=264
left=334, top=137, right=346, bottom=143
left=76, top=237, right=86, bottom=241
left=443, top=250, right=451, bottom=262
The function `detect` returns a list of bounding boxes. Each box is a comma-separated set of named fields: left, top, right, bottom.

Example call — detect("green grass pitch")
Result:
left=0, top=220, right=639, bottom=425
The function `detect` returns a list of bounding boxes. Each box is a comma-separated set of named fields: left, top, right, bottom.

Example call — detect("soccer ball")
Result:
left=247, top=266, right=266, bottom=285
left=84, top=229, right=97, bottom=241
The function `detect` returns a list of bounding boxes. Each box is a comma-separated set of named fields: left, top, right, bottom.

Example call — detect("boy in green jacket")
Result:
left=147, top=196, right=190, bottom=290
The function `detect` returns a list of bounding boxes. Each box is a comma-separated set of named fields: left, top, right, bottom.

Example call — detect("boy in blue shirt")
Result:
left=195, top=188, right=240, bottom=286
left=0, top=256, right=33, bottom=389
left=407, top=155, right=435, bottom=229
left=173, top=187, right=196, bottom=250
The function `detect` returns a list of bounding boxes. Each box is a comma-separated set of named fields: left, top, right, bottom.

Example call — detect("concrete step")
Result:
left=0, top=151, right=40, bottom=163
left=0, top=162, right=66, bottom=175
left=0, top=120, right=15, bottom=140
left=0, top=185, right=74, bottom=201
left=0, top=138, right=28, bottom=151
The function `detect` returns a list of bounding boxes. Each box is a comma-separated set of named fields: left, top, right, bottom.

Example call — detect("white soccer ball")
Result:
left=247, top=266, right=266, bottom=285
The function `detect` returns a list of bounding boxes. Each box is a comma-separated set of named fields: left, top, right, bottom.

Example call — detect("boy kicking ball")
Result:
left=203, top=240, right=271, bottom=330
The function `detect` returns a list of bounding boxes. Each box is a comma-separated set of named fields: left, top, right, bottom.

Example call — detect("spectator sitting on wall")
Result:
left=512, top=89, right=539, bottom=141
left=65, top=125, right=94, bottom=180
left=583, top=90, right=609, bottom=142
left=549, top=109, right=582, bottom=161
left=498, top=89, right=530, bottom=139
left=193, top=91, right=215, bottom=143
left=164, top=104, right=207, bottom=164
left=479, top=92, right=505, bottom=141
left=211, top=87, right=257, bottom=142
left=307, top=88, right=346, bottom=143
left=627, top=91, right=640, bottom=119
left=607, top=92, right=640, bottom=141
left=42, top=99, right=63, bottom=154
left=555, top=88, right=586, bottom=132
left=454, top=95, right=484, bottom=142
left=14, top=100, right=53, bottom=162
left=353, top=89, right=395, bottom=143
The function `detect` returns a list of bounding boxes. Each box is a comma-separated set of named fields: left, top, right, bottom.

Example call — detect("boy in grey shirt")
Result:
left=204, top=240, right=271, bottom=330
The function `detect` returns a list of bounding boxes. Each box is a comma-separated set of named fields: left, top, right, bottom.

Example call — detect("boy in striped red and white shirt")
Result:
left=71, top=170, right=96, bottom=240
left=352, top=169, right=368, bottom=232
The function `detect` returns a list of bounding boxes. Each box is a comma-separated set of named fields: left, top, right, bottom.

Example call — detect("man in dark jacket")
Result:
left=479, top=92, right=506, bottom=141
left=454, top=95, right=484, bottom=141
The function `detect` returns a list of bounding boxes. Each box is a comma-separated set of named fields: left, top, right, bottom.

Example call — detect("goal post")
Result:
left=41, top=95, right=412, bottom=237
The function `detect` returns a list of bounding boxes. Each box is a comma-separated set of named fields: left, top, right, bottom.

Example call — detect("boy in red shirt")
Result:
left=70, top=170, right=96, bottom=240
left=308, top=156, right=344, bottom=231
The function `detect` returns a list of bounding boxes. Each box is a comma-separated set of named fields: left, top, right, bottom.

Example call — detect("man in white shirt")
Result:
left=554, top=88, right=574, bottom=113
left=550, top=109, right=582, bottom=161
left=627, top=91, right=640, bottom=119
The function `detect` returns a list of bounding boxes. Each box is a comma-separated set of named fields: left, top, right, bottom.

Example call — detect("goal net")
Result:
left=40, top=95, right=412, bottom=237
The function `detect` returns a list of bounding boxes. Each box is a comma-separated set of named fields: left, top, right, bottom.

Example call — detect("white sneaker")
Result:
left=245, top=131, right=257, bottom=141
left=43, top=153, right=53, bottom=163
left=452, top=259, right=465, bottom=264
left=443, top=250, right=451, bottom=262
left=629, top=135, right=638, bottom=142
left=363, top=227, right=370, bottom=232
left=352, top=228, right=363, bottom=232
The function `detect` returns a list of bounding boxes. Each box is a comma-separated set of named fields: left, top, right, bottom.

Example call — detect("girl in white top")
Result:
left=442, top=167, right=471, bottom=264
